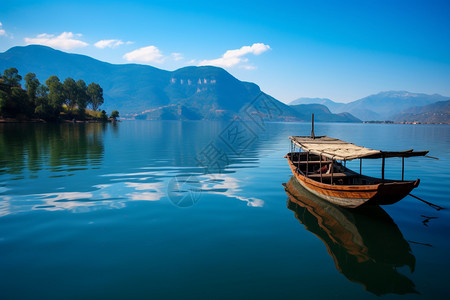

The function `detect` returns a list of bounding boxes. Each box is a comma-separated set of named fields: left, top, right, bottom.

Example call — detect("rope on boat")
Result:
left=425, top=155, right=439, bottom=160
left=409, top=193, right=444, bottom=211
left=407, top=240, right=433, bottom=247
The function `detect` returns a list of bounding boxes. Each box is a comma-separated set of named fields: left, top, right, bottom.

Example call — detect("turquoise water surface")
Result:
left=0, top=121, right=449, bottom=299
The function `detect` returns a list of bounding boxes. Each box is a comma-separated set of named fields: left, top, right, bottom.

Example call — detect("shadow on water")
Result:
left=0, top=123, right=105, bottom=176
left=283, top=176, right=418, bottom=296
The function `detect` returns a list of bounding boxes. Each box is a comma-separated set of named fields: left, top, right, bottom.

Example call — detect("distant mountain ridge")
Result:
left=392, top=100, right=450, bottom=123
left=289, top=104, right=361, bottom=122
left=290, top=97, right=345, bottom=112
left=291, top=91, right=449, bottom=121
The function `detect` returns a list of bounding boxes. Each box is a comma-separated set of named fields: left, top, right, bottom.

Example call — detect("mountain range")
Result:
left=1, top=45, right=447, bottom=123
left=391, top=100, right=450, bottom=124
left=291, top=91, right=449, bottom=121
left=0, top=45, right=293, bottom=121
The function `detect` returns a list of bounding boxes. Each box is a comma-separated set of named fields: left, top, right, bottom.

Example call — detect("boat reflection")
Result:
left=284, top=176, right=418, bottom=296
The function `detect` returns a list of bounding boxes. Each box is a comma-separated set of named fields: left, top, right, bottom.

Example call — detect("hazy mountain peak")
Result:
left=392, top=100, right=450, bottom=123
left=289, top=103, right=361, bottom=122
left=290, top=90, right=448, bottom=121
left=373, top=90, right=444, bottom=99
left=290, top=97, right=335, bottom=105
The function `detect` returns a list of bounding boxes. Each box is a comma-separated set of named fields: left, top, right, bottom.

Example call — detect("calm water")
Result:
left=0, top=121, right=449, bottom=299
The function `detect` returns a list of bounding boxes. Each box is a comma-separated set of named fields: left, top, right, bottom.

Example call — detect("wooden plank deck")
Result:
left=307, top=173, right=356, bottom=179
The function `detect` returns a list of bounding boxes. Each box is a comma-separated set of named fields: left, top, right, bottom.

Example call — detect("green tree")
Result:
left=63, top=77, right=77, bottom=113
left=0, top=89, right=8, bottom=115
left=9, top=87, right=30, bottom=117
left=0, top=70, right=108, bottom=121
left=87, top=82, right=104, bottom=111
left=45, top=75, right=64, bottom=115
left=0, top=68, right=31, bottom=118
left=75, top=79, right=89, bottom=118
left=100, top=110, right=108, bottom=121
left=34, top=85, right=53, bottom=120
left=36, top=84, right=49, bottom=99
left=2, top=68, right=22, bottom=87
left=24, top=73, right=40, bottom=105
left=110, top=110, right=119, bottom=120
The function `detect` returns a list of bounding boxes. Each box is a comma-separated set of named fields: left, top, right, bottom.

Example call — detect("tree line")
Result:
left=0, top=67, right=118, bottom=121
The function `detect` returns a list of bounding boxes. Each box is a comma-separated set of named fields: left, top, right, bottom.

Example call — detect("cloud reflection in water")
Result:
left=0, top=169, right=263, bottom=216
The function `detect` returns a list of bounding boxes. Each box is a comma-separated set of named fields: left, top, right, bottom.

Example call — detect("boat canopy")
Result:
left=289, top=136, right=429, bottom=161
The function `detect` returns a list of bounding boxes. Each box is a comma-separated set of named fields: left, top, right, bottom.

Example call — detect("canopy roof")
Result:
left=289, top=136, right=428, bottom=161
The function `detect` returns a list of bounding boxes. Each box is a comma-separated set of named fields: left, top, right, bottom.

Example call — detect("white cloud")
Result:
left=0, top=21, right=6, bottom=36
left=24, top=32, right=88, bottom=50
left=123, top=45, right=165, bottom=64
left=171, top=52, right=183, bottom=61
left=198, top=43, right=270, bottom=68
left=94, top=39, right=125, bottom=48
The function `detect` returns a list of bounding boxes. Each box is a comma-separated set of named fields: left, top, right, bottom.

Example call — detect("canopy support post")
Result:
left=381, top=155, right=385, bottom=181
left=306, top=152, right=309, bottom=176
left=359, top=159, right=362, bottom=175
left=320, top=155, right=323, bottom=183
left=311, top=114, right=315, bottom=139
left=402, top=157, right=405, bottom=181
left=331, top=159, right=334, bottom=185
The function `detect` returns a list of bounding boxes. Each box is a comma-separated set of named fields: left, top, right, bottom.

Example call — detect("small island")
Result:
left=0, top=67, right=119, bottom=123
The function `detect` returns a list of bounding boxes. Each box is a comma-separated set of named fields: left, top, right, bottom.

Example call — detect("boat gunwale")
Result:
left=287, top=152, right=379, bottom=191
left=286, top=152, right=417, bottom=192
left=286, top=152, right=420, bottom=203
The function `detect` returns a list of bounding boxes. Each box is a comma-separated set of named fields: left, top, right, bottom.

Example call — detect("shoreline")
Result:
left=0, top=118, right=118, bottom=124
left=1, top=118, right=446, bottom=125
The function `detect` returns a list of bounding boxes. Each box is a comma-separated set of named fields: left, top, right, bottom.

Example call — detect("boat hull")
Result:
left=286, top=153, right=419, bottom=208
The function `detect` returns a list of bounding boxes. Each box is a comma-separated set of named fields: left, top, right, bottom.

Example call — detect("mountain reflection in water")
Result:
left=284, top=176, right=418, bottom=296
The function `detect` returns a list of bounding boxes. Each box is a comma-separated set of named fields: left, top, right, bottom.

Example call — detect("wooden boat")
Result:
left=283, top=177, right=417, bottom=295
left=286, top=134, right=428, bottom=208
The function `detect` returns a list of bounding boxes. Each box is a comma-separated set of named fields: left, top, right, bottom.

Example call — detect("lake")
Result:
left=1, top=121, right=449, bottom=299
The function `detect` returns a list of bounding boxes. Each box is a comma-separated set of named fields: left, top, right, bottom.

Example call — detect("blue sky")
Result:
left=0, top=0, right=449, bottom=103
